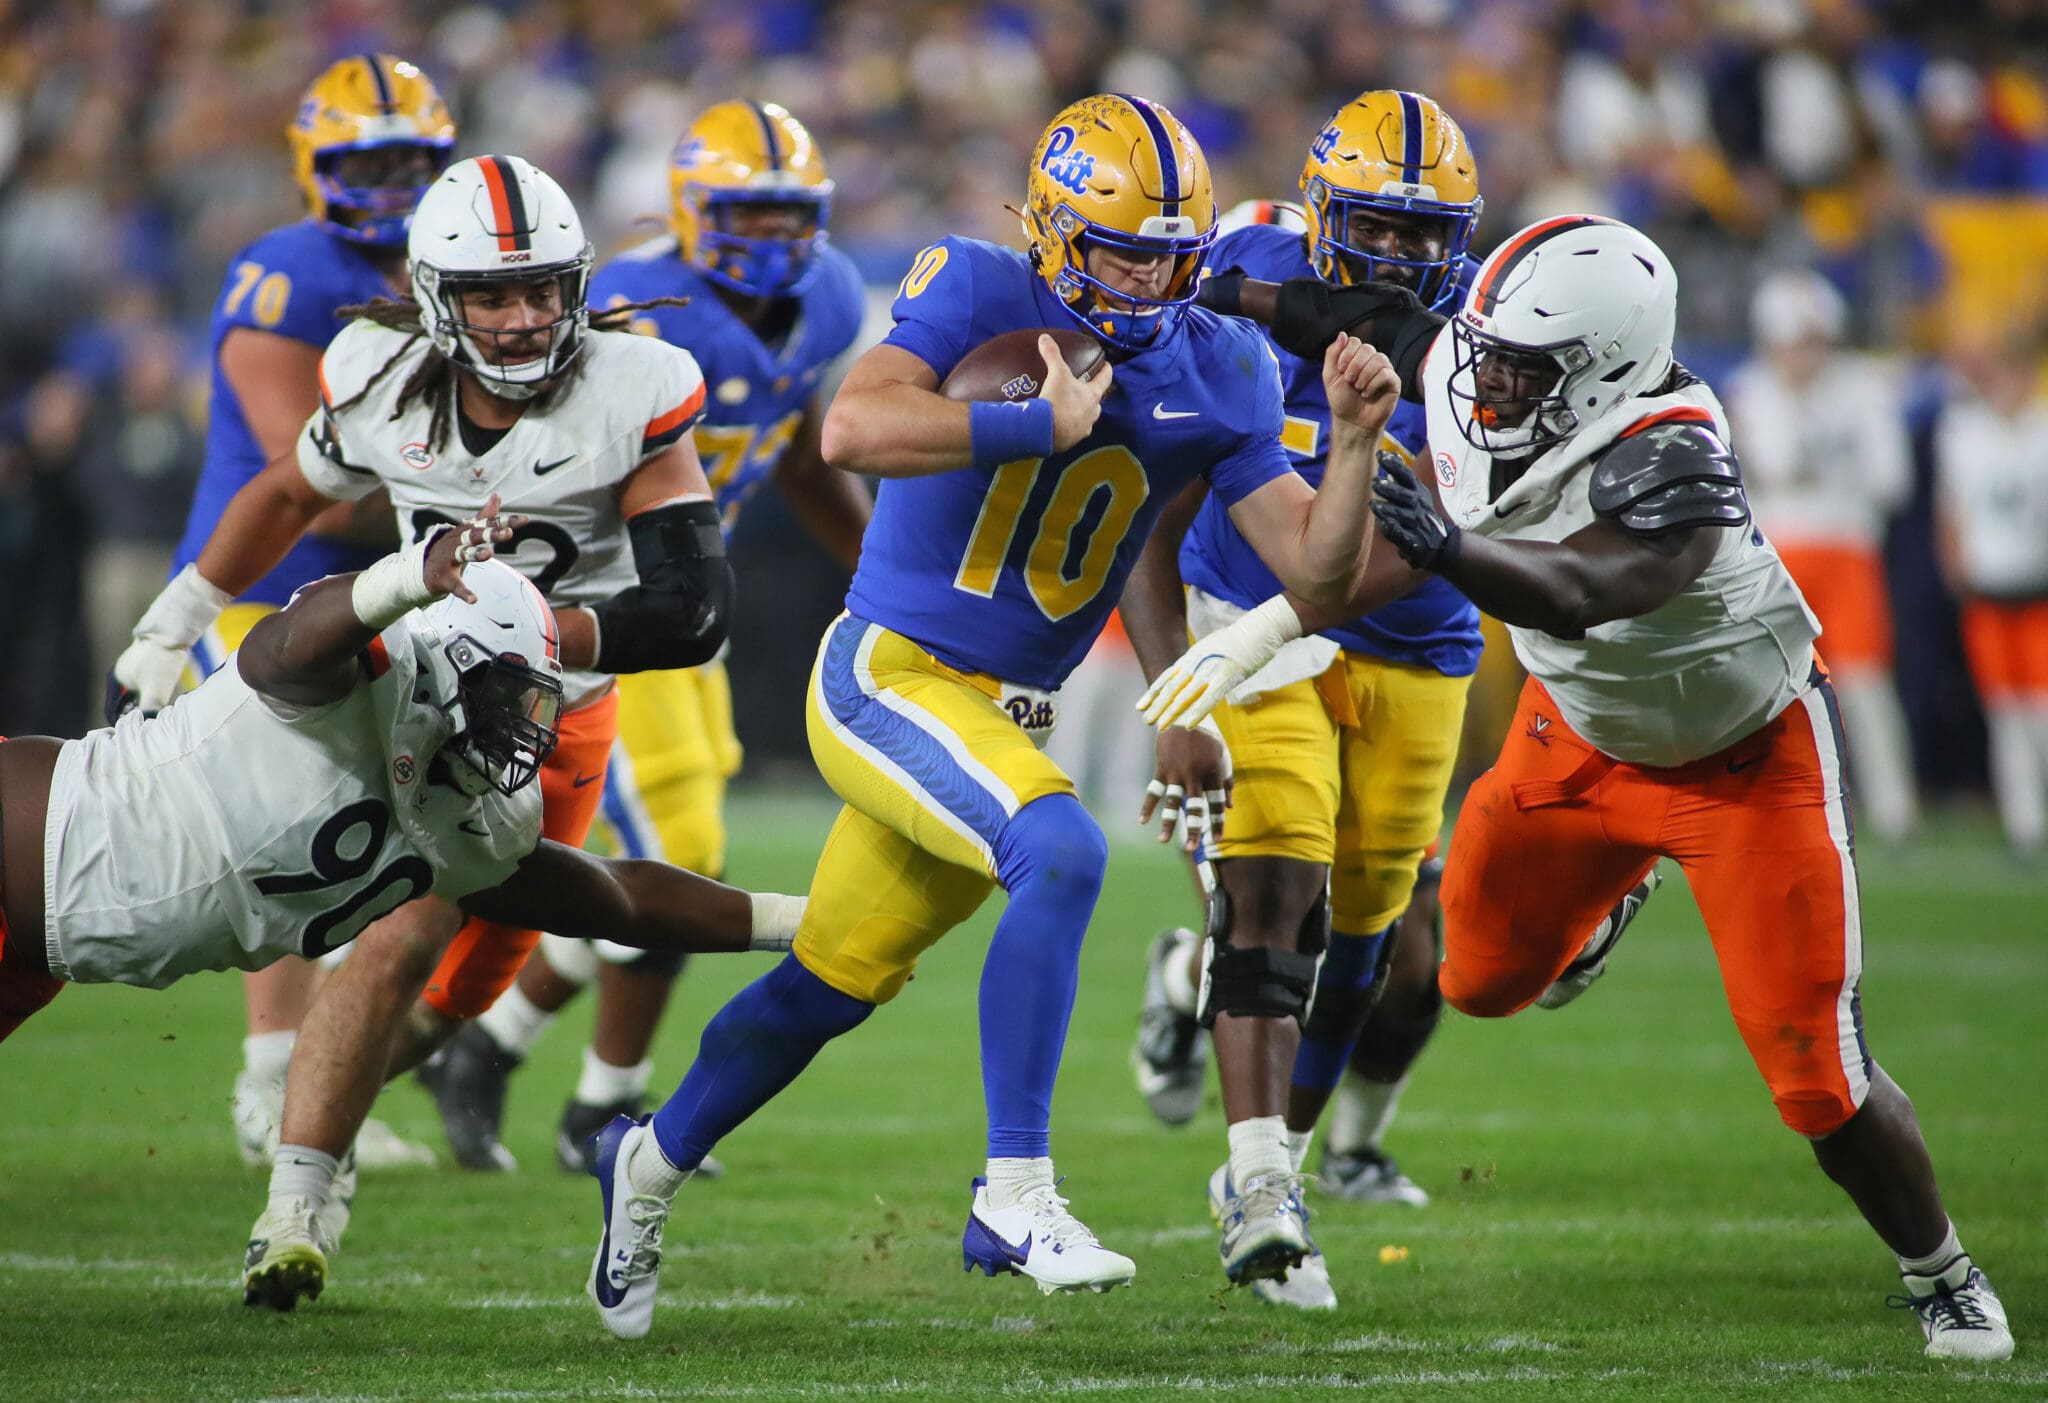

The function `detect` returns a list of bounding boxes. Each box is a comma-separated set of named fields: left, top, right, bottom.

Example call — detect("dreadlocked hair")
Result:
left=325, top=294, right=695, bottom=453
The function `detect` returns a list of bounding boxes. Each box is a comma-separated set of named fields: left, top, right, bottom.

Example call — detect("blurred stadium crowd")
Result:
left=1, top=0, right=2044, bottom=844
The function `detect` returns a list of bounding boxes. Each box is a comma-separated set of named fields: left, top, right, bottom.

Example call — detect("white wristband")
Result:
left=136, top=563, right=233, bottom=648
left=350, top=528, right=445, bottom=630
left=747, top=893, right=806, bottom=953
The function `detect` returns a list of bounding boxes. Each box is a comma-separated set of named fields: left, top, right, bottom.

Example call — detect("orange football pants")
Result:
left=1774, top=542, right=1893, bottom=670
left=421, top=688, right=619, bottom=1019
left=1440, top=667, right=1872, bottom=1136
left=1960, top=598, right=2048, bottom=703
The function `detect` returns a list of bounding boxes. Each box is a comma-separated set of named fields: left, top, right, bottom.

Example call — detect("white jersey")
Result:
left=1723, top=352, right=1910, bottom=550
left=1934, top=394, right=2048, bottom=598
left=44, top=621, right=540, bottom=989
left=1423, top=337, right=1819, bottom=767
left=297, top=321, right=707, bottom=701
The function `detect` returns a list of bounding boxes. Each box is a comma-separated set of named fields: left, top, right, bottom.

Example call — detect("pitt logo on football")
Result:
left=1039, top=126, right=1095, bottom=195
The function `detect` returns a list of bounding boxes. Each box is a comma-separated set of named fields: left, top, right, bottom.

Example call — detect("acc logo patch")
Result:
left=400, top=442, right=434, bottom=471
left=393, top=754, right=417, bottom=785
left=1435, top=451, right=1457, bottom=488
left=1039, top=126, right=1095, bottom=195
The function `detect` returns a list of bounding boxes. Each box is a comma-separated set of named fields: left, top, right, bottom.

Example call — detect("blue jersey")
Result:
left=590, top=238, right=866, bottom=536
left=848, top=237, right=1295, bottom=691
left=1181, top=225, right=1484, bottom=677
left=176, top=222, right=396, bottom=605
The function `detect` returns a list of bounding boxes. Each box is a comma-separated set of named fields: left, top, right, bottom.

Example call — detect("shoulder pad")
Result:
left=1589, top=421, right=1751, bottom=536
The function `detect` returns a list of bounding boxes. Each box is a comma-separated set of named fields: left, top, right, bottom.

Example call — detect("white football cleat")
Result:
left=243, top=1197, right=333, bottom=1312
left=1891, top=1259, right=2013, bottom=1361
left=1536, top=868, right=1662, bottom=1010
left=1208, top=1162, right=1310, bottom=1285
left=352, top=1115, right=437, bottom=1170
left=231, top=1068, right=284, bottom=1168
left=1252, top=1245, right=1338, bottom=1311
left=963, top=1177, right=1136, bottom=1295
left=586, top=1115, right=674, bottom=1340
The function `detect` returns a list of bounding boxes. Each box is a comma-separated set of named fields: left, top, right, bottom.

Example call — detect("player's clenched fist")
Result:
left=1040, top=332, right=1114, bottom=451
left=1323, top=332, right=1400, bottom=439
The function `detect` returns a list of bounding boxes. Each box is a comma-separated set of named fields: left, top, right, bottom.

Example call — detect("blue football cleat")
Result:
left=585, top=1114, right=672, bottom=1340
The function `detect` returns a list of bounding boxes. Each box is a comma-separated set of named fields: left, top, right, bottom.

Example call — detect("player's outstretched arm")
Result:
left=821, top=339, right=1108, bottom=478
left=1200, top=276, right=1440, bottom=400
left=1372, top=458, right=1724, bottom=635
left=1222, top=334, right=1396, bottom=613
left=238, top=497, right=520, bottom=708
left=1118, top=478, right=1233, bottom=850
left=457, top=842, right=805, bottom=958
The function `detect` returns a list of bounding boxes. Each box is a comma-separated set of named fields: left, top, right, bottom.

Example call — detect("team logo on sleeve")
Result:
left=393, top=755, right=417, bottom=784
left=401, top=442, right=435, bottom=471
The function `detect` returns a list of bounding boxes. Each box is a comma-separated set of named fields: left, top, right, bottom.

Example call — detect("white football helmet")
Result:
left=412, top=558, right=565, bottom=796
left=408, top=154, right=594, bottom=399
left=1446, top=215, right=1675, bottom=455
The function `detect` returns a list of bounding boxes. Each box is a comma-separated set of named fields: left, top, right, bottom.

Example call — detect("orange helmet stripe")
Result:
left=1471, top=214, right=1612, bottom=315
left=477, top=156, right=531, bottom=253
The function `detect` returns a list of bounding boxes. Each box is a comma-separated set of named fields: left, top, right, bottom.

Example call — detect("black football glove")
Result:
left=104, top=671, right=143, bottom=726
left=1372, top=455, right=1461, bottom=572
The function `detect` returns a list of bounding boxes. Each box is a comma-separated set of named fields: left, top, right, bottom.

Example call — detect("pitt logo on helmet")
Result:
left=1023, top=94, right=1216, bottom=352
left=1299, top=89, right=1481, bottom=311
left=669, top=100, right=834, bottom=299
left=290, top=54, right=456, bottom=248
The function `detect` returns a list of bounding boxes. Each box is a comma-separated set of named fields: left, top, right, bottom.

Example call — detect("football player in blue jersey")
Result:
left=108, top=54, right=455, bottom=1172
left=580, top=92, right=1398, bottom=1338
left=1118, top=90, right=1489, bottom=1309
left=421, top=101, right=873, bottom=1178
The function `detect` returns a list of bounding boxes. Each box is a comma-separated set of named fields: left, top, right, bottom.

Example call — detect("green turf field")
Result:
left=1, top=792, right=2040, bottom=1401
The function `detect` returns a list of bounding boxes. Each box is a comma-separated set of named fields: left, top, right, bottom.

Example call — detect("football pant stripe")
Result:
left=1797, top=664, right=1871, bottom=1113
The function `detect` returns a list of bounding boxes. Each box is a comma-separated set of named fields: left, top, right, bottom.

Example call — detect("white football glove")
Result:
left=1136, top=595, right=1306, bottom=731
left=111, top=564, right=234, bottom=717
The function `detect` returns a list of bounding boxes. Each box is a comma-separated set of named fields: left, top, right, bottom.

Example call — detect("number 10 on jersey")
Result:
left=952, top=446, right=1149, bottom=622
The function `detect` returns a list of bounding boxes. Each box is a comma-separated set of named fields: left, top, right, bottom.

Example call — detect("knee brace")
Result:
left=1195, top=884, right=1328, bottom=1028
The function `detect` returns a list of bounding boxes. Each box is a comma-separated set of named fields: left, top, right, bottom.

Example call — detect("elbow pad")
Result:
left=589, top=498, right=734, bottom=674
left=1589, top=422, right=1751, bottom=537
left=1270, top=279, right=1443, bottom=401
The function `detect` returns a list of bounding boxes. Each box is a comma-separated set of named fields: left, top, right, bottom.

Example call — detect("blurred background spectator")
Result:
left=1, top=0, right=2043, bottom=834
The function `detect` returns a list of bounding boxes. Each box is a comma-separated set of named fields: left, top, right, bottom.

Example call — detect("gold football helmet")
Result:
left=669, top=101, right=833, bottom=298
left=1023, top=94, right=1216, bottom=349
left=289, top=54, right=456, bottom=247
left=1300, top=90, right=1481, bottom=309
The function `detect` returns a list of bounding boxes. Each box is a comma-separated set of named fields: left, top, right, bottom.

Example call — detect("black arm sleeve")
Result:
left=1588, top=422, right=1752, bottom=536
left=1269, top=279, right=1445, bottom=401
left=589, top=498, right=734, bottom=674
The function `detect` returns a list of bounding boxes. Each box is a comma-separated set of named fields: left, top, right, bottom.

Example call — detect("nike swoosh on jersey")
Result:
left=458, top=820, right=488, bottom=836
left=572, top=772, right=600, bottom=788
left=1151, top=404, right=1199, bottom=420
left=533, top=456, right=575, bottom=476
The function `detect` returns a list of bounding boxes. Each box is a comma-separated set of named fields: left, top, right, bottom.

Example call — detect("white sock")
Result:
left=268, top=1144, right=338, bottom=1208
left=242, top=1031, right=296, bottom=1083
left=1986, top=707, right=2046, bottom=852
left=625, top=1124, right=689, bottom=1200
left=1228, top=1114, right=1291, bottom=1184
left=983, top=1155, right=1055, bottom=1210
left=575, top=1047, right=653, bottom=1106
left=476, top=983, right=555, bottom=1059
left=1162, top=932, right=1200, bottom=1015
left=1897, top=1221, right=1966, bottom=1283
left=1284, top=1128, right=1314, bottom=1175
left=1329, top=1072, right=1409, bottom=1156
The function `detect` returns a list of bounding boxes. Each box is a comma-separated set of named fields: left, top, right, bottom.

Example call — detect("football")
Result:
left=939, top=327, right=1106, bottom=402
